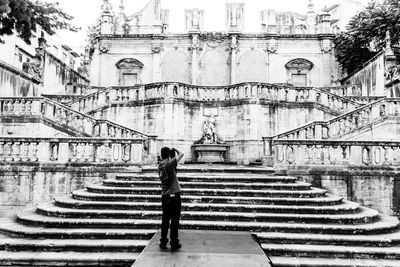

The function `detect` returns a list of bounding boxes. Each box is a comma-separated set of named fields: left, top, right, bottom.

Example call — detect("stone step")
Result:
left=141, top=165, right=275, bottom=174
left=262, top=243, right=400, bottom=260
left=103, top=179, right=311, bottom=190
left=256, top=232, right=400, bottom=247
left=55, top=195, right=359, bottom=214
left=0, top=238, right=148, bottom=252
left=0, top=217, right=156, bottom=239
left=116, top=173, right=296, bottom=183
left=35, top=203, right=377, bottom=224
left=86, top=184, right=327, bottom=198
left=16, top=211, right=399, bottom=234
left=269, top=256, right=400, bottom=267
left=0, top=251, right=138, bottom=267
left=73, top=190, right=344, bottom=206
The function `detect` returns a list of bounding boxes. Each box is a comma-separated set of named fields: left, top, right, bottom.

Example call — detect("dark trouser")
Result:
left=160, top=193, right=181, bottom=245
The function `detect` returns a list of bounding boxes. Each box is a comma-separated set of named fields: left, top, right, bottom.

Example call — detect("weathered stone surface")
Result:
left=0, top=165, right=399, bottom=266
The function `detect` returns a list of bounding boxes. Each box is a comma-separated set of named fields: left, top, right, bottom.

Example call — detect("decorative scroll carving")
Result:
left=151, top=44, right=162, bottom=54
left=320, top=39, right=332, bottom=53
left=266, top=38, right=278, bottom=53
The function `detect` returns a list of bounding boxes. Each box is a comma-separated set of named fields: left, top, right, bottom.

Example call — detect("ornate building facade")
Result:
left=89, top=0, right=341, bottom=87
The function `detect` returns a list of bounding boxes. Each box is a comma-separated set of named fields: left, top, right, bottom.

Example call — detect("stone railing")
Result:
left=321, top=85, right=362, bottom=97
left=0, top=98, right=157, bottom=157
left=273, top=139, right=400, bottom=167
left=0, top=137, right=142, bottom=165
left=347, top=96, right=385, bottom=105
left=266, top=98, right=399, bottom=142
left=42, top=94, right=82, bottom=105
left=69, top=82, right=361, bottom=115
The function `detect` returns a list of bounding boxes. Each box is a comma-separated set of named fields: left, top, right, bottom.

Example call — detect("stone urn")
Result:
left=193, top=144, right=229, bottom=163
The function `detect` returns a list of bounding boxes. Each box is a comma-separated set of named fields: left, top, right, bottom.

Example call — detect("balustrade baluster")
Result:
left=28, top=142, right=38, bottom=162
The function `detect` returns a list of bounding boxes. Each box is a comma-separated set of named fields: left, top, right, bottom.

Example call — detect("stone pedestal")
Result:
left=193, top=144, right=229, bottom=163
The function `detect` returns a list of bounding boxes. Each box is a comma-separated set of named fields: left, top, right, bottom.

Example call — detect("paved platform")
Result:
left=132, top=230, right=271, bottom=267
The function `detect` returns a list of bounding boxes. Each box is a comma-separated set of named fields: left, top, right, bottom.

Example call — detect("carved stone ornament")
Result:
left=99, top=44, right=111, bottom=53
left=116, top=58, right=144, bottom=70
left=285, top=58, right=314, bottom=71
left=151, top=44, right=162, bottom=53
left=320, top=39, right=332, bottom=53
left=201, top=33, right=227, bottom=48
left=385, top=65, right=400, bottom=83
left=266, top=39, right=278, bottom=53
left=230, top=35, right=238, bottom=51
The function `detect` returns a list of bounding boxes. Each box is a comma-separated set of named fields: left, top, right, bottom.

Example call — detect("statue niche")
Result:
left=192, top=116, right=229, bottom=163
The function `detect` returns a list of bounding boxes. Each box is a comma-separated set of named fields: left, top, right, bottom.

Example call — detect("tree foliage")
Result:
left=334, top=0, right=400, bottom=74
left=0, top=0, right=76, bottom=44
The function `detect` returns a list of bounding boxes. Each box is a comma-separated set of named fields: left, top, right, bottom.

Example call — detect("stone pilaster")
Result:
left=230, top=35, right=238, bottom=84
left=152, top=43, right=162, bottom=82
left=190, top=34, right=200, bottom=85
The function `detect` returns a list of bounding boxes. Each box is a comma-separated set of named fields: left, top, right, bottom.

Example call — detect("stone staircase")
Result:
left=0, top=165, right=400, bottom=266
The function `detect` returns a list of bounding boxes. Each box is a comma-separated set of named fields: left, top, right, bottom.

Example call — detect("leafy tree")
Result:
left=334, top=0, right=400, bottom=74
left=0, top=0, right=77, bottom=44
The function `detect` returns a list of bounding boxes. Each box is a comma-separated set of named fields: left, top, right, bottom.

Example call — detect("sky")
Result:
left=54, top=0, right=371, bottom=53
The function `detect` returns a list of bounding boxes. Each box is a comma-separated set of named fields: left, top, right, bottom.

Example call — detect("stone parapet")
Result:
left=264, top=98, right=400, bottom=144
left=0, top=136, right=142, bottom=165
left=69, top=82, right=361, bottom=115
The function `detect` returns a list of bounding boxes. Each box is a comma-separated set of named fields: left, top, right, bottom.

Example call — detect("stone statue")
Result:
left=196, top=115, right=223, bottom=144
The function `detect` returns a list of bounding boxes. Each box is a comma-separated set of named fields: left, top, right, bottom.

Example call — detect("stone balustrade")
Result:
left=0, top=98, right=156, bottom=154
left=69, top=82, right=361, bottom=114
left=41, top=94, right=82, bottom=105
left=0, top=98, right=40, bottom=116
left=266, top=98, right=399, bottom=143
left=321, top=85, right=362, bottom=97
left=0, top=137, right=142, bottom=164
left=274, top=139, right=400, bottom=167
left=348, top=96, right=385, bottom=105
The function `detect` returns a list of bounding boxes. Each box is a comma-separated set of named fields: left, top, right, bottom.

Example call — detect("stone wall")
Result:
left=93, top=100, right=329, bottom=163
left=0, top=54, right=89, bottom=97
left=273, top=140, right=400, bottom=215
left=90, top=34, right=338, bottom=88
left=0, top=60, right=40, bottom=97
left=0, top=164, right=141, bottom=209
left=41, top=52, right=90, bottom=95
left=279, top=166, right=399, bottom=216
left=342, top=52, right=386, bottom=96
left=0, top=118, right=70, bottom=137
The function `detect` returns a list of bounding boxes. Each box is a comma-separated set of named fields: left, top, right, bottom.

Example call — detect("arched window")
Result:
left=285, top=58, right=313, bottom=87
left=116, top=58, right=144, bottom=85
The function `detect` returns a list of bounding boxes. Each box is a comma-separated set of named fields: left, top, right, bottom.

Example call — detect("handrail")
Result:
left=265, top=98, right=394, bottom=141
left=0, top=97, right=156, bottom=141
left=68, top=82, right=361, bottom=116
